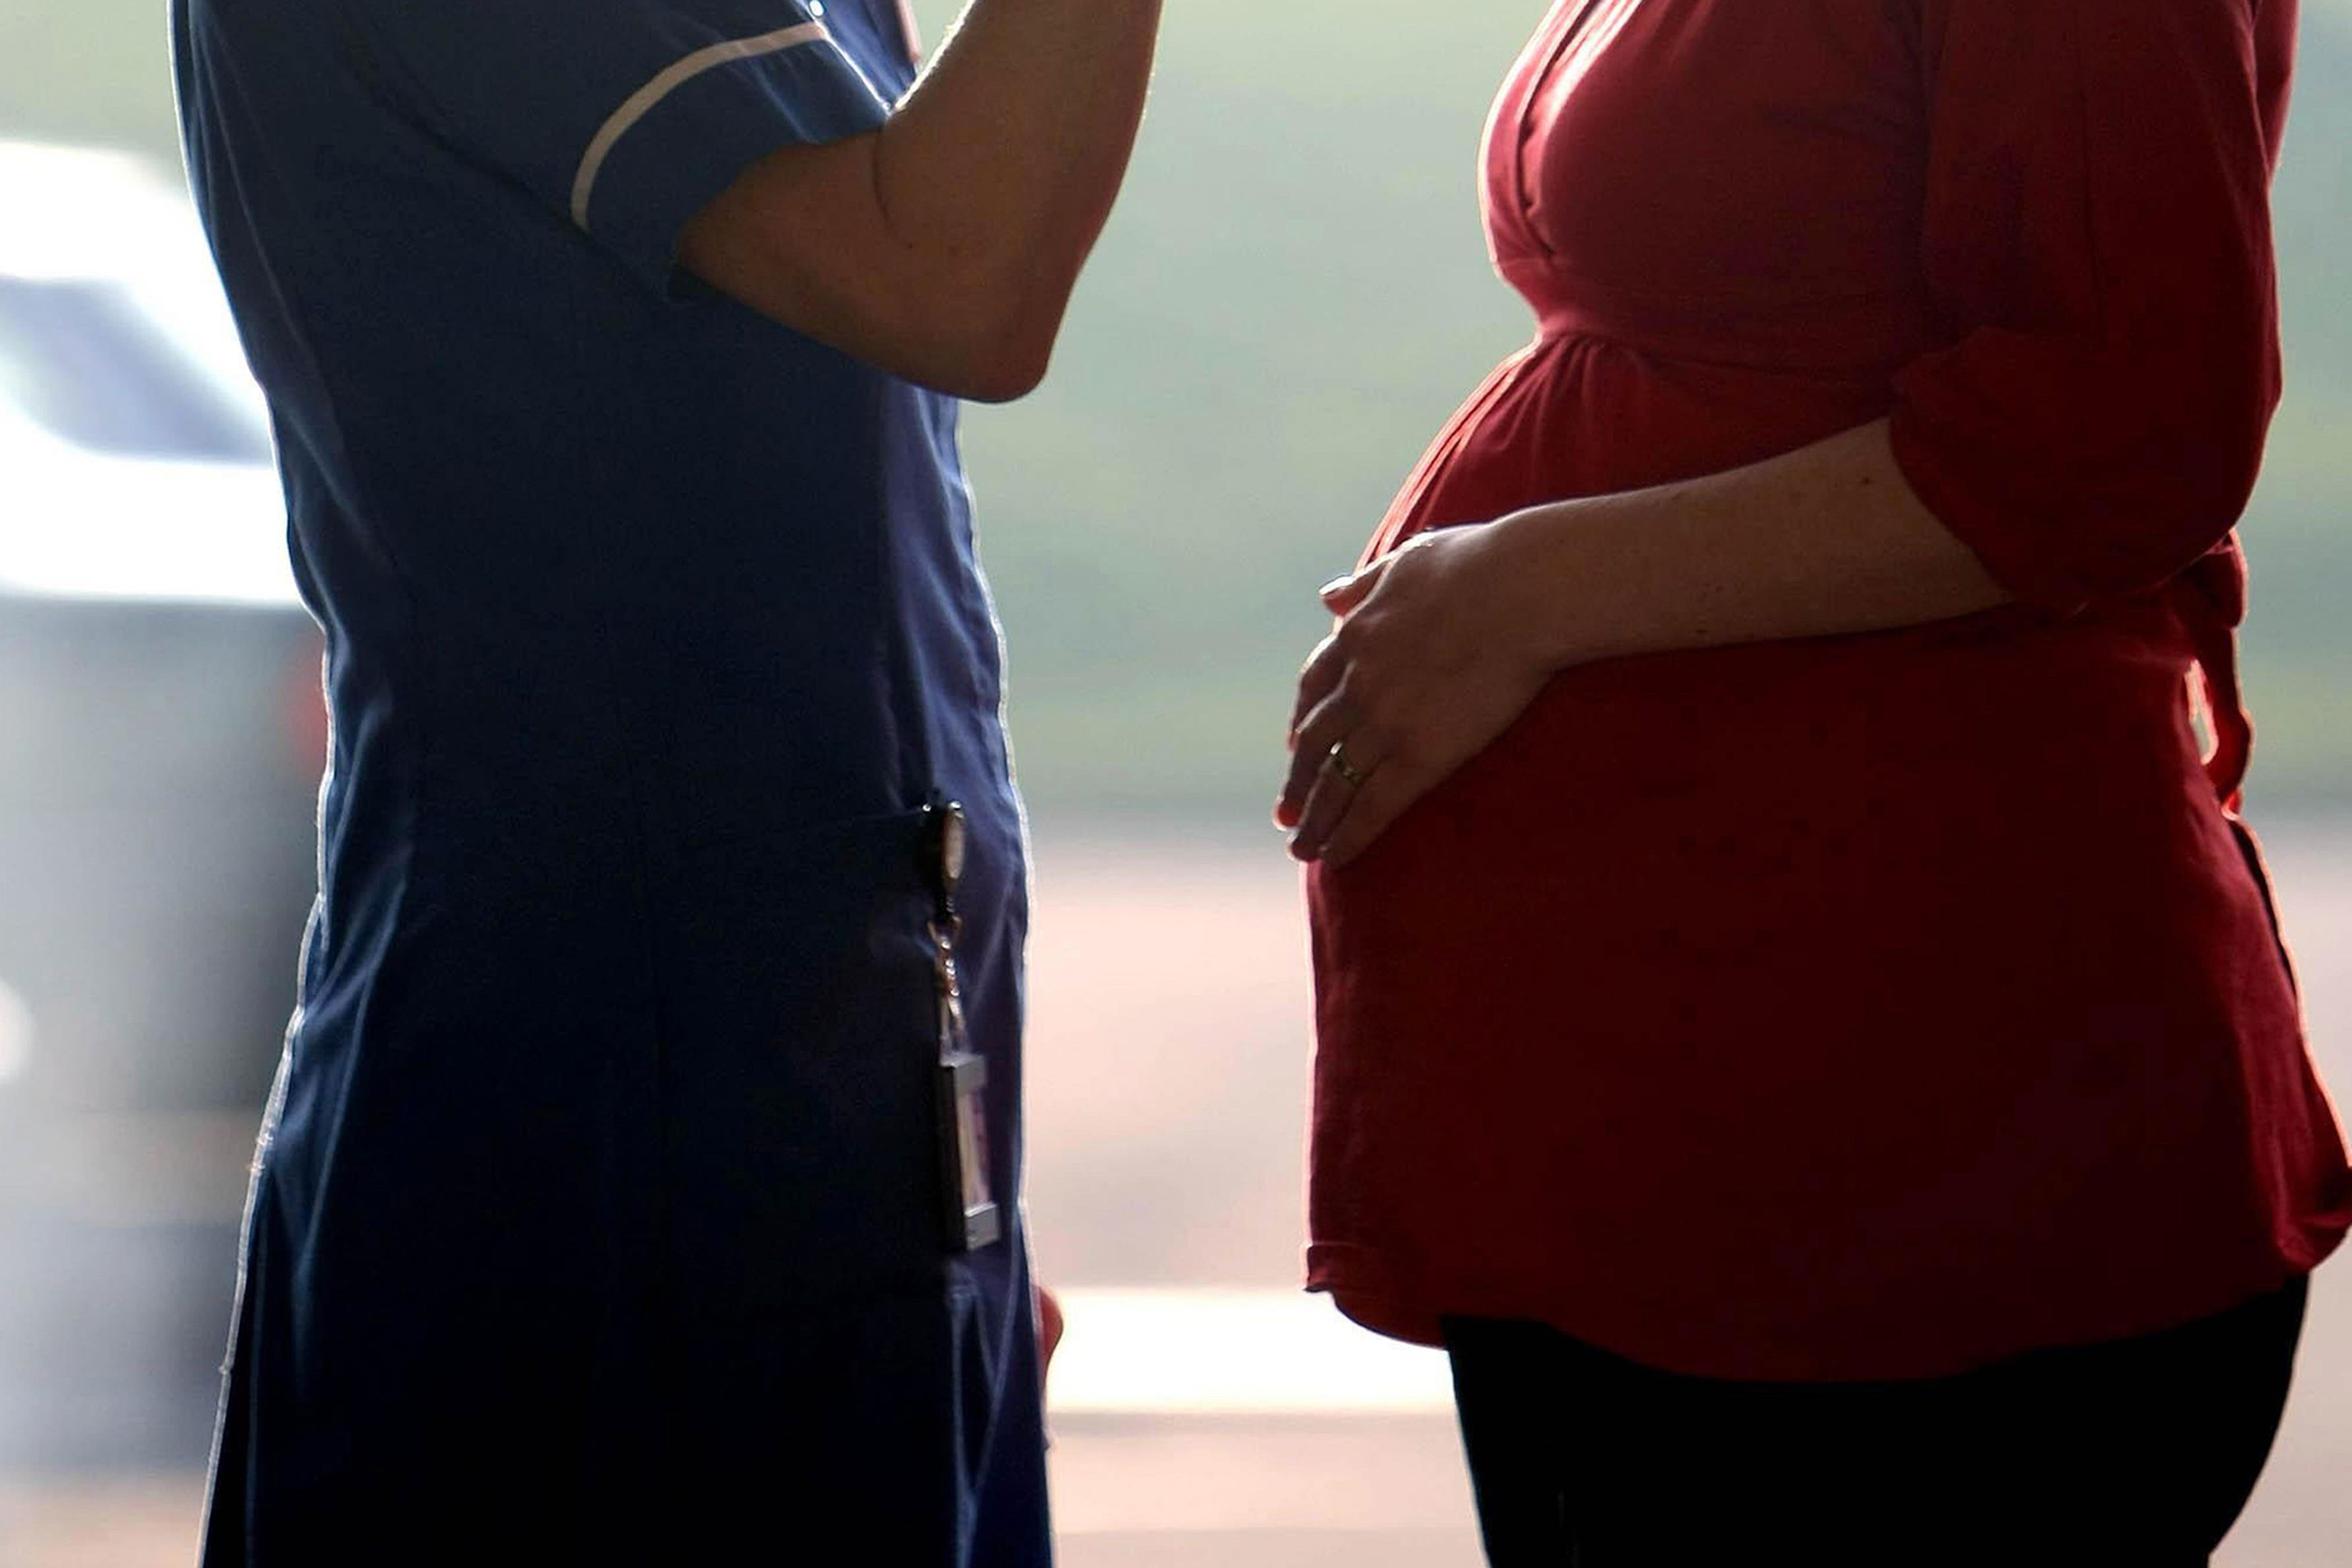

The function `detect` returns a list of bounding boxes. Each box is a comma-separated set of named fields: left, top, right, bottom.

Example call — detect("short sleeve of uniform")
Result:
left=343, top=0, right=893, bottom=293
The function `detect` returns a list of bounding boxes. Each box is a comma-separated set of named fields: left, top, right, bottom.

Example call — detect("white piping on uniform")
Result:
left=569, top=20, right=832, bottom=230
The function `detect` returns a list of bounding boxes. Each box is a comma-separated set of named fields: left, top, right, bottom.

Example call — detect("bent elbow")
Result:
left=2056, top=350, right=2279, bottom=600
left=945, top=327, right=1053, bottom=404
left=2144, top=375, right=2274, bottom=548
left=900, top=332, right=1048, bottom=403
left=887, top=249, right=1068, bottom=401
left=912, top=291, right=1059, bottom=402
left=2064, top=427, right=2270, bottom=606
left=2174, top=323, right=2279, bottom=519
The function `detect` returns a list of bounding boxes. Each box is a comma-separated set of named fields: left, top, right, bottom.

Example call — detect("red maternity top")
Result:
left=1305, top=0, right=2352, bottom=1381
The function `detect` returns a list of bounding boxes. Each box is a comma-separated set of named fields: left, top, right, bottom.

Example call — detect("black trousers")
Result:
left=1444, top=1277, right=2308, bottom=1567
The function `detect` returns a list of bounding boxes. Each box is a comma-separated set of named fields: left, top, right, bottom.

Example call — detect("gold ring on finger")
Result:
left=1326, top=740, right=1370, bottom=790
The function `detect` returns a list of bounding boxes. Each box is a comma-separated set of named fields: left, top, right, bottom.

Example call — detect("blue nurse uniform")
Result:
left=172, top=1, right=1050, bottom=1561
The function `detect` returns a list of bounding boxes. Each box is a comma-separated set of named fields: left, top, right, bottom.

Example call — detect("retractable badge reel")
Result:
left=927, top=801, right=1003, bottom=1252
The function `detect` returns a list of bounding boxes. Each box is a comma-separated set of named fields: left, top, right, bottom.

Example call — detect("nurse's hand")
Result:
left=1037, top=1283, right=1065, bottom=1391
left=1278, top=523, right=1558, bottom=868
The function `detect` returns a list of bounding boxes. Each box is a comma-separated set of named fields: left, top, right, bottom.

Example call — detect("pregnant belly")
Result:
left=1378, top=329, right=1901, bottom=553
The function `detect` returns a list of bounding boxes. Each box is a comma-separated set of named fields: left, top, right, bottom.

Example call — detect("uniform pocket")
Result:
left=650, top=806, right=946, bottom=1313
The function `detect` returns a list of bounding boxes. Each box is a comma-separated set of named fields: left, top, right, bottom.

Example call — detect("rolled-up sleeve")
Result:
left=1888, top=0, right=2285, bottom=615
left=342, top=0, right=893, bottom=294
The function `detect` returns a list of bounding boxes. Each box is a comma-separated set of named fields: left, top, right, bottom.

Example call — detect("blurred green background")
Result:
left=7, top=0, right=2345, bottom=819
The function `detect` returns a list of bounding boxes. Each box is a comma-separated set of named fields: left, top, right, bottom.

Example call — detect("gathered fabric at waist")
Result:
left=1499, top=258, right=1932, bottom=379
left=1373, top=317, right=1902, bottom=563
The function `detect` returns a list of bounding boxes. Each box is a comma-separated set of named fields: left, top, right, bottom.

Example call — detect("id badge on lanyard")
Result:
left=926, top=800, right=1003, bottom=1253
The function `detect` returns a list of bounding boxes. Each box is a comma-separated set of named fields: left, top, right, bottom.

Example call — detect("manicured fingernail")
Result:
left=1318, top=576, right=1352, bottom=598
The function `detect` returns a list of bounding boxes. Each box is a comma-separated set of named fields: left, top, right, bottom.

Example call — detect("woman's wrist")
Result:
left=1482, top=500, right=1626, bottom=674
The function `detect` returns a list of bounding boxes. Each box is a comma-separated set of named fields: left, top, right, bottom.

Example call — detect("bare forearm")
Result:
left=1490, top=420, right=2011, bottom=670
left=875, top=0, right=1160, bottom=387
left=678, top=0, right=1159, bottom=398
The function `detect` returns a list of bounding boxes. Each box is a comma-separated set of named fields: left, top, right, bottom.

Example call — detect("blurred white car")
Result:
left=0, top=141, right=322, bottom=1467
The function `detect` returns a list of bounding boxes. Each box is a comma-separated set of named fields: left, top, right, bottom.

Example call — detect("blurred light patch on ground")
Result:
left=1051, top=1288, right=1454, bottom=1416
